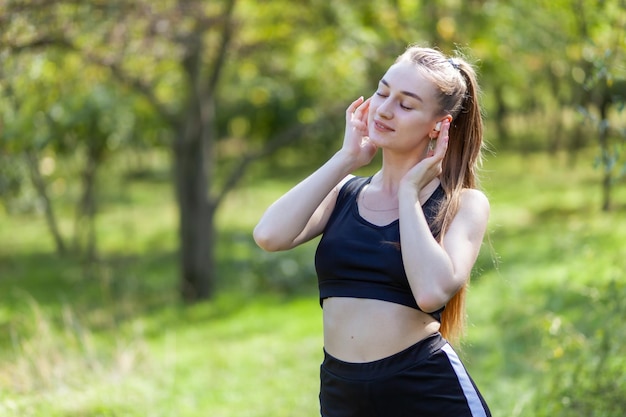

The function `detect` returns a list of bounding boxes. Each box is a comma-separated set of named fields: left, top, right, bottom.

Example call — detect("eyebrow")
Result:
left=380, top=79, right=423, bottom=102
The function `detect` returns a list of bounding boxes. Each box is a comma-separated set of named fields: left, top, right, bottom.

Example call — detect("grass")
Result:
left=466, top=151, right=626, bottom=415
left=0, top=294, right=322, bottom=416
left=1, top=149, right=625, bottom=416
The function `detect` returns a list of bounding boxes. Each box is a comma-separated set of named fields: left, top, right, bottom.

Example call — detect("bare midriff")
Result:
left=322, top=297, right=440, bottom=363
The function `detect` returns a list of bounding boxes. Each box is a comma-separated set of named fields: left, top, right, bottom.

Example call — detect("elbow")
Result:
left=253, top=224, right=283, bottom=252
left=415, top=293, right=446, bottom=314
left=414, top=283, right=463, bottom=313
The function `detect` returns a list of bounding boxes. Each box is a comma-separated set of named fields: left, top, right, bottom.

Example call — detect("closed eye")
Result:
left=376, top=90, right=413, bottom=110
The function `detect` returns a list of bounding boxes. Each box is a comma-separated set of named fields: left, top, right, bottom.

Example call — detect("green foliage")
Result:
left=532, top=280, right=626, bottom=417
left=0, top=155, right=28, bottom=211
left=459, top=149, right=626, bottom=415
left=2, top=0, right=625, bottom=187
left=0, top=49, right=168, bottom=216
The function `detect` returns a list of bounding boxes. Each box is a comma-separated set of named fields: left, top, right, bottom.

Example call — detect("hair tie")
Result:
left=448, top=58, right=460, bottom=71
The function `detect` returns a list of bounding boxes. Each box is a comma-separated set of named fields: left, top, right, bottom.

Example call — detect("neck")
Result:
left=374, top=152, right=440, bottom=202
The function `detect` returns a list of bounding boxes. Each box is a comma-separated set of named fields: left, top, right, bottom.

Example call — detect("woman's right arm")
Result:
left=253, top=97, right=377, bottom=252
left=253, top=154, right=353, bottom=252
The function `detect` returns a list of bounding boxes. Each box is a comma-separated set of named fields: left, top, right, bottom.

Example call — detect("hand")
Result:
left=400, top=120, right=450, bottom=191
left=339, top=97, right=378, bottom=169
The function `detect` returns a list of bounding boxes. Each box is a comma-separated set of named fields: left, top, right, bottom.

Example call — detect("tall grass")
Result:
left=465, top=150, right=626, bottom=416
left=0, top=149, right=625, bottom=416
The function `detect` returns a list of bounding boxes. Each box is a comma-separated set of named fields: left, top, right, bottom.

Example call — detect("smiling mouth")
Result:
left=374, top=120, right=394, bottom=132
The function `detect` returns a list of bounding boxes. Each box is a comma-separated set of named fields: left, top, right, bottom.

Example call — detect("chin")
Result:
left=368, top=134, right=385, bottom=148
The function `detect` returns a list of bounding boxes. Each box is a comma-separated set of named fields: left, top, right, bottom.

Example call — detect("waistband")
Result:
left=322, top=333, right=447, bottom=380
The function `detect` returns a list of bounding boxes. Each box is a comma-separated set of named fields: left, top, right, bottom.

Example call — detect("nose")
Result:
left=376, top=97, right=394, bottom=119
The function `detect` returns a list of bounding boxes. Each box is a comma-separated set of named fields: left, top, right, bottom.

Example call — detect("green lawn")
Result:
left=1, top=150, right=625, bottom=416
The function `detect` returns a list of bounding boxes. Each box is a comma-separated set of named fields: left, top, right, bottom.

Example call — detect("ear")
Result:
left=434, top=115, right=453, bottom=131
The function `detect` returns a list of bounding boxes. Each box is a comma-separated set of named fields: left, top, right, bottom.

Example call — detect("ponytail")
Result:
left=438, top=58, right=484, bottom=344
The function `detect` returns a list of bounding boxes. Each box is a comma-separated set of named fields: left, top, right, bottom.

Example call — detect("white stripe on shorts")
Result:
left=441, top=343, right=488, bottom=417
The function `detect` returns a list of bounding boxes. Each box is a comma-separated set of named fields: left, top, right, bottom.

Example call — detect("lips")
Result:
left=374, top=120, right=395, bottom=132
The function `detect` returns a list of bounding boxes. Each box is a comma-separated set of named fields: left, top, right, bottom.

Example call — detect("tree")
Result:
left=2, top=0, right=238, bottom=297
left=1, top=0, right=396, bottom=300
left=0, top=46, right=161, bottom=258
left=564, top=0, right=626, bottom=210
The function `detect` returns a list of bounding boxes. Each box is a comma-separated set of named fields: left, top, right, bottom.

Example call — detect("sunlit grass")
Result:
left=465, top=149, right=626, bottom=415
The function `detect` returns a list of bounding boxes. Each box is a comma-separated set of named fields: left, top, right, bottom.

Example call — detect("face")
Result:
left=367, top=61, right=442, bottom=151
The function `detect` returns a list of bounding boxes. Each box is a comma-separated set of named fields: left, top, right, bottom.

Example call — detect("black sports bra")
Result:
left=314, top=176, right=446, bottom=321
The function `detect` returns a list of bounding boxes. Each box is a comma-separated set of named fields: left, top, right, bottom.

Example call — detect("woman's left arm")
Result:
left=399, top=187, right=489, bottom=313
left=398, top=125, right=489, bottom=313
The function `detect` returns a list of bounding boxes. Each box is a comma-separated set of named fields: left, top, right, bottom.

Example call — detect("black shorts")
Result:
left=319, top=333, right=491, bottom=417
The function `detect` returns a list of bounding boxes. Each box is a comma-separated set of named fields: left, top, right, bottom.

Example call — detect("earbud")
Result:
left=435, top=122, right=442, bottom=131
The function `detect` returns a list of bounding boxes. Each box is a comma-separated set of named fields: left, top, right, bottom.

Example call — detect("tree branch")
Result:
left=6, top=37, right=73, bottom=53
left=211, top=105, right=343, bottom=210
left=205, top=0, right=237, bottom=98
left=84, top=52, right=178, bottom=125
left=7, top=36, right=178, bottom=126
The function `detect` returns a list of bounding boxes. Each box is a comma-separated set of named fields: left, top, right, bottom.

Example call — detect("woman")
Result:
left=254, top=46, right=491, bottom=417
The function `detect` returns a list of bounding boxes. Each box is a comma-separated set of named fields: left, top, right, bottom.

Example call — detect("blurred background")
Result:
left=1, top=0, right=625, bottom=416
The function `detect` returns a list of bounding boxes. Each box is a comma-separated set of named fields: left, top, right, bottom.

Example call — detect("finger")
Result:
left=346, top=96, right=364, bottom=117
left=354, top=97, right=370, bottom=121
left=354, top=97, right=370, bottom=119
left=361, top=101, right=372, bottom=126
left=433, top=133, right=449, bottom=159
left=437, top=119, right=451, bottom=139
left=362, top=99, right=371, bottom=129
left=361, top=96, right=372, bottom=110
left=437, top=119, right=452, bottom=144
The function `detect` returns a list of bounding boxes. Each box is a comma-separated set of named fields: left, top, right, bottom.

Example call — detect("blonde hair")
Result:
left=396, top=46, right=485, bottom=343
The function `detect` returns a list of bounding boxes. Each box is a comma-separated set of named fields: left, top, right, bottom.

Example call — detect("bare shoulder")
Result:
left=456, top=188, right=490, bottom=231
left=460, top=188, right=490, bottom=212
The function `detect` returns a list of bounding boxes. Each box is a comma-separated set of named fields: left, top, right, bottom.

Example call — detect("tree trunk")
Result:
left=493, top=84, right=510, bottom=146
left=598, top=102, right=612, bottom=212
left=170, top=0, right=235, bottom=302
left=24, top=150, right=67, bottom=255
left=173, top=104, right=214, bottom=301
left=74, top=138, right=103, bottom=261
